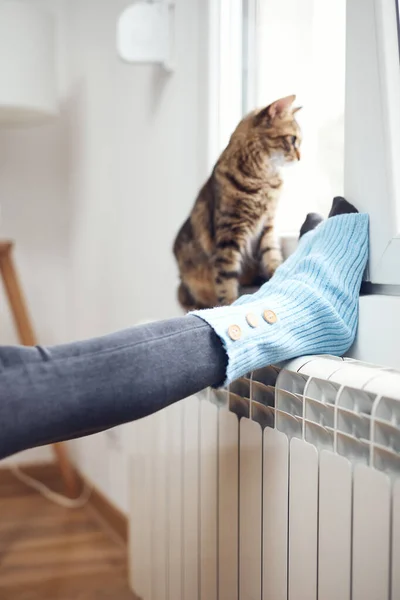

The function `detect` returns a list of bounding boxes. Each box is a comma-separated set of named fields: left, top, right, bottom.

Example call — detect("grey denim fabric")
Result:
left=0, top=316, right=227, bottom=459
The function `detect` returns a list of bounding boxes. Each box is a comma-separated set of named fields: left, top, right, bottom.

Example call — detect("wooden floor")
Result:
left=0, top=467, right=135, bottom=600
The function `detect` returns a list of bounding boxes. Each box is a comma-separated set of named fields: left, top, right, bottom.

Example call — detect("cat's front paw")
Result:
left=215, top=279, right=239, bottom=306
left=217, top=293, right=238, bottom=306
left=262, top=251, right=283, bottom=280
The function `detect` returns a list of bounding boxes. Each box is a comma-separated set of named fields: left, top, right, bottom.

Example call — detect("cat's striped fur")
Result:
left=173, top=95, right=302, bottom=310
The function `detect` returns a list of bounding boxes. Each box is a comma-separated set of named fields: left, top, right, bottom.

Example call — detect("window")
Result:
left=210, top=0, right=346, bottom=234
left=249, top=0, right=347, bottom=233
left=211, top=0, right=400, bottom=285
left=207, top=0, right=244, bottom=169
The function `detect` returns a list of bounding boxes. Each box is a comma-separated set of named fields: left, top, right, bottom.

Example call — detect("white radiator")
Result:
left=128, top=355, right=400, bottom=600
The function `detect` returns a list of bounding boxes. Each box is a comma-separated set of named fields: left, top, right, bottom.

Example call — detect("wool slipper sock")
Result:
left=191, top=213, right=369, bottom=385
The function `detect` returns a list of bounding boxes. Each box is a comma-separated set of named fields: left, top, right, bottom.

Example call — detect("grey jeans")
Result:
left=0, top=316, right=227, bottom=459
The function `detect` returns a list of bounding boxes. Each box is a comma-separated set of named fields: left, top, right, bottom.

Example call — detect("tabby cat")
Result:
left=173, top=95, right=302, bottom=311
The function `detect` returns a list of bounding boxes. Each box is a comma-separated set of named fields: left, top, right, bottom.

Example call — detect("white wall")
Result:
left=64, top=0, right=206, bottom=338
left=66, top=0, right=207, bottom=513
left=0, top=0, right=209, bottom=511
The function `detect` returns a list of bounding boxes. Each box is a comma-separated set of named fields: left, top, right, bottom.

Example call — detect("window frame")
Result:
left=344, top=0, right=400, bottom=286
left=206, top=0, right=258, bottom=168
left=242, top=0, right=258, bottom=114
left=206, top=0, right=245, bottom=171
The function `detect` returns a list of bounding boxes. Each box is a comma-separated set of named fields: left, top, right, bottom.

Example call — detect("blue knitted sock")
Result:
left=191, top=213, right=369, bottom=385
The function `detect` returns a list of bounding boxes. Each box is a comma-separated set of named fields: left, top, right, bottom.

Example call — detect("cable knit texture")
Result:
left=191, top=213, right=369, bottom=386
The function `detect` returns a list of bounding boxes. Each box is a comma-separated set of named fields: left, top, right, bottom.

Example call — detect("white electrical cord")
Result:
left=9, top=464, right=92, bottom=508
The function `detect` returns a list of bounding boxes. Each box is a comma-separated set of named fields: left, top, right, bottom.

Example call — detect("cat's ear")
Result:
left=254, top=94, right=297, bottom=125
left=267, top=94, right=296, bottom=119
left=293, top=106, right=302, bottom=114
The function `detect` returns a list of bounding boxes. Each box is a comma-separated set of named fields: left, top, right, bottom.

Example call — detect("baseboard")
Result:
left=0, top=462, right=128, bottom=544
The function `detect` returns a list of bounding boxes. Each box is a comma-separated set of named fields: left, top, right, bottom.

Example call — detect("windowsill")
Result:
left=279, top=232, right=299, bottom=260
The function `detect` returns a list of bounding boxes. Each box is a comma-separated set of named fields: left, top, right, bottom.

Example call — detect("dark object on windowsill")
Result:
left=299, top=212, right=324, bottom=239
left=328, top=196, right=359, bottom=217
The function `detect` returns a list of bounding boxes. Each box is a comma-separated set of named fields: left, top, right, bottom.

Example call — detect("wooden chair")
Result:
left=0, top=241, right=79, bottom=498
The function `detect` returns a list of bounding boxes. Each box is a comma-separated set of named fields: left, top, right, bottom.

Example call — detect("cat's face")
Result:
left=234, top=95, right=302, bottom=165
left=255, top=95, right=302, bottom=164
